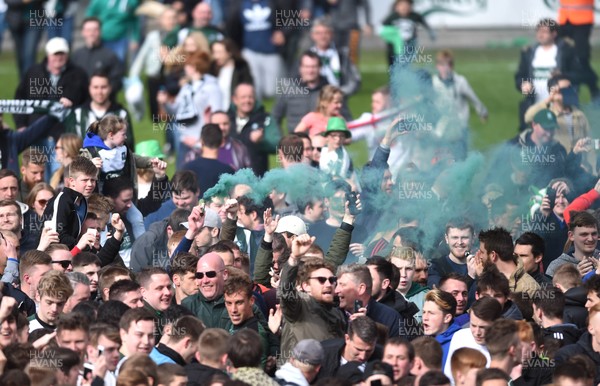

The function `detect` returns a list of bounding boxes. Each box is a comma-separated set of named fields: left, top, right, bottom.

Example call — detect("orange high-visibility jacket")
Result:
left=559, top=0, right=595, bottom=25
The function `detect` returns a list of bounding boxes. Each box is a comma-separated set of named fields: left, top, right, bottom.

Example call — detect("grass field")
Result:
left=2, top=45, right=599, bottom=172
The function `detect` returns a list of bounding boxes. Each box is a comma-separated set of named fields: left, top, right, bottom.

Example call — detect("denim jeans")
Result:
left=103, top=37, right=129, bottom=63
left=46, top=14, right=75, bottom=46
left=11, top=24, right=43, bottom=79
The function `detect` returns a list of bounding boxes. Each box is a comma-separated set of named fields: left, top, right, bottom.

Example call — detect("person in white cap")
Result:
left=14, top=36, right=89, bottom=177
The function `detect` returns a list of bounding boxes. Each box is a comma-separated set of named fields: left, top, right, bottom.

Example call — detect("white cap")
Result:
left=275, top=215, right=307, bottom=236
left=46, top=37, right=69, bottom=55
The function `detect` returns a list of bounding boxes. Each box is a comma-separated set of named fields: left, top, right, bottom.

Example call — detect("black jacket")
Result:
left=71, top=44, right=125, bottom=96
left=556, top=332, right=600, bottom=385
left=564, top=286, right=589, bottom=329
left=14, top=58, right=89, bottom=139
left=227, top=105, right=279, bottom=176
left=317, top=338, right=383, bottom=380
left=185, top=361, right=226, bottom=386
left=515, top=38, right=582, bottom=92
left=42, top=187, right=87, bottom=249
left=543, top=323, right=582, bottom=347
left=1, top=282, right=36, bottom=317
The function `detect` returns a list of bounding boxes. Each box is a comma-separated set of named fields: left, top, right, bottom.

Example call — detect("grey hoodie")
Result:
left=546, top=250, right=600, bottom=277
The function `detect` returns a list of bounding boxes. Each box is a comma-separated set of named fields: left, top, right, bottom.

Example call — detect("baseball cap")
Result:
left=292, top=339, right=324, bottom=365
left=532, top=109, right=558, bottom=131
left=180, top=208, right=222, bottom=230
left=46, top=37, right=69, bottom=55
left=275, top=215, right=307, bottom=236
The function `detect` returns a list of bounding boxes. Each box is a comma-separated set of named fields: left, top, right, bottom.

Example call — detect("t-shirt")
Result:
left=299, top=112, right=329, bottom=137
left=532, top=45, right=557, bottom=102
left=241, top=0, right=276, bottom=53
left=182, top=157, right=235, bottom=196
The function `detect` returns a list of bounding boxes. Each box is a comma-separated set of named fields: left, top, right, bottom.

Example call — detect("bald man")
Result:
left=181, top=252, right=230, bottom=328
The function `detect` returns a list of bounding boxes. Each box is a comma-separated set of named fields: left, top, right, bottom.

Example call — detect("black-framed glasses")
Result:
left=309, top=276, right=337, bottom=285
left=195, top=270, right=222, bottom=279
left=52, top=260, right=72, bottom=269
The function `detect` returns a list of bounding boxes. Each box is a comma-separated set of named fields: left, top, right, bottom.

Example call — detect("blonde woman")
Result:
left=22, top=182, right=56, bottom=253
left=50, top=133, right=83, bottom=191
left=294, top=85, right=344, bottom=138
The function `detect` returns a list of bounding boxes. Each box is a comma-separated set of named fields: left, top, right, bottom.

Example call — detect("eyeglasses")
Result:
left=37, top=199, right=49, bottom=206
left=52, top=260, right=72, bottom=269
left=195, top=270, right=222, bottom=279
left=309, top=276, right=337, bottom=285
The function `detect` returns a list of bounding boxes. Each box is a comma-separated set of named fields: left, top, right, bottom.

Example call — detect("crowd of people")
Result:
left=1, top=0, right=600, bottom=386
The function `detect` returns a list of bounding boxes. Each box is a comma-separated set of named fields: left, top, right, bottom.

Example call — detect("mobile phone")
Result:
left=354, top=299, right=363, bottom=313
left=371, top=380, right=382, bottom=386
left=98, top=344, right=104, bottom=356
left=546, top=187, right=557, bottom=208
left=44, top=221, right=56, bottom=232
left=560, top=86, right=579, bottom=107
left=346, top=191, right=360, bottom=216
left=87, top=228, right=98, bottom=237
left=83, top=363, right=94, bottom=379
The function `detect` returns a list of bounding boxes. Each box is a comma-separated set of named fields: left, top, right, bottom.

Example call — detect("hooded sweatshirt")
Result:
left=547, top=249, right=600, bottom=277
left=436, top=321, right=463, bottom=370
left=543, top=323, right=582, bottom=347
left=275, top=362, right=310, bottom=386
left=556, top=332, right=600, bottom=385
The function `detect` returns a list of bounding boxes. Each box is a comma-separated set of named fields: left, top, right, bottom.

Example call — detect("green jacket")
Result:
left=85, top=0, right=141, bottom=42
left=279, top=262, right=346, bottom=365
left=181, top=292, right=230, bottom=329
left=252, top=222, right=354, bottom=287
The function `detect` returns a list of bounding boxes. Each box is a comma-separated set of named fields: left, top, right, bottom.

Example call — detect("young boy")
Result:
left=43, top=156, right=98, bottom=249
left=319, top=117, right=353, bottom=178
left=28, top=270, right=74, bottom=332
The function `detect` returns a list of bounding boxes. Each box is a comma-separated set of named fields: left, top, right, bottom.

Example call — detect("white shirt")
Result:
left=218, top=65, right=234, bottom=111
left=531, top=45, right=557, bottom=103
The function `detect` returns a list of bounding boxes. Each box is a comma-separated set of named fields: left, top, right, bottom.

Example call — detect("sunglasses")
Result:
left=37, top=199, right=49, bottom=206
left=52, top=260, right=72, bottom=269
left=195, top=270, right=221, bottom=279
left=309, top=276, right=337, bottom=285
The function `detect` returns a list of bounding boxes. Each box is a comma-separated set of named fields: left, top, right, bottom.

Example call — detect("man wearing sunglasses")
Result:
left=46, top=244, right=73, bottom=273
left=182, top=252, right=231, bottom=329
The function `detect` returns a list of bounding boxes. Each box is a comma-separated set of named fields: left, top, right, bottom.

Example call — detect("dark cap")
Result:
left=532, top=109, right=558, bottom=131
left=292, top=339, right=324, bottom=365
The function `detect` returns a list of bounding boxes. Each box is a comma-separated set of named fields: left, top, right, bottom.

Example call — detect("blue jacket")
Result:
left=149, top=347, right=175, bottom=365
left=366, top=297, right=401, bottom=337
left=436, top=320, right=463, bottom=370
left=144, top=200, right=176, bottom=229
left=0, top=116, right=58, bottom=172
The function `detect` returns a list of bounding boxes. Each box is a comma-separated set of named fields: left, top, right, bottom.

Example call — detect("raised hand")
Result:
left=264, top=208, right=280, bottom=236
left=221, top=199, right=239, bottom=221
left=291, top=234, right=316, bottom=260
left=37, top=226, right=60, bottom=252
left=268, top=304, right=282, bottom=334
left=186, top=204, right=206, bottom=237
